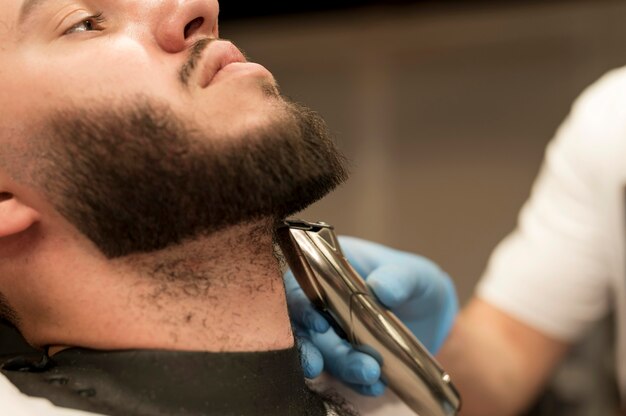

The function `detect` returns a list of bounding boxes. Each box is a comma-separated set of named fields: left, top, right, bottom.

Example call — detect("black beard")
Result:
left=35, top=97, right=347, bottom=258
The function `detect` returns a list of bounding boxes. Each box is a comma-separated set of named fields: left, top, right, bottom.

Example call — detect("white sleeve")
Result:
left=476, top=72, right=619, bottom=342
left=0, top=373, right=102, bottom=416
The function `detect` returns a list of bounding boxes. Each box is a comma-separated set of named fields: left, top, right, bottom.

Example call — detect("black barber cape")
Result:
left=1, top=347, right=329, bottom=416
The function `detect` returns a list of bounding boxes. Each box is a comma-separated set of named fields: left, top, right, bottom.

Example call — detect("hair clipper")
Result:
left=277, top=220, right=461, bottom=416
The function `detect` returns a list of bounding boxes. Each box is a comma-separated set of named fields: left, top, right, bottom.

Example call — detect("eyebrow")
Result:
left=18, top=0, right=49, bottom=24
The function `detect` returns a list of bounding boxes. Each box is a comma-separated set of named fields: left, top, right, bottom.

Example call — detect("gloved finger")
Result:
left=344, top=380, right=387, bottom=397
left=309, top=329, right=382, bottom=386
left=366, top=258, right=445, bottom=309
left=336, top=237, right=380, bottom=277
left=392, top=269, right=457, bottom=320
left=295, top=333, right=324, bottom=379
left=284, top=270, right=330, bottom=333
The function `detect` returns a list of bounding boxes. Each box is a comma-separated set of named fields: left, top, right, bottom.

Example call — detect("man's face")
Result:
left=0, top=0, right=347, bottom=259
left=0, top=0, right=269, bottom=141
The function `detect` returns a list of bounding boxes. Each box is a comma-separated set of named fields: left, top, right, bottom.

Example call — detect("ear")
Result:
left=0, top=192, right=40, bottom=238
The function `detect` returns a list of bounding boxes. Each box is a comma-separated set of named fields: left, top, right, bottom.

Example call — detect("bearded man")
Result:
left=0, top=1, right=353, bottom=414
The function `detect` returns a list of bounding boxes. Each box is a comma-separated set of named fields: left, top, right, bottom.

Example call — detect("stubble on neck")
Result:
left=57, top=220, right=295, bottom=353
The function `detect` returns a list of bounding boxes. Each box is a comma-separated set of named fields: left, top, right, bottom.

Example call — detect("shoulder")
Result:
left=547, top=66, right=626, bottom=184
left=576, top=66, right=626, bottom=112
left=566, top=67, right=626, bottom=146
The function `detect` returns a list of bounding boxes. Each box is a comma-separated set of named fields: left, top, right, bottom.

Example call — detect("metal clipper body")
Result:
left=277, top=220, right=461, bottom=416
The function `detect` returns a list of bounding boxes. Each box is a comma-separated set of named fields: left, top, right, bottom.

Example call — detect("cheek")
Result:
left=10, top=39, right=182, bottom=117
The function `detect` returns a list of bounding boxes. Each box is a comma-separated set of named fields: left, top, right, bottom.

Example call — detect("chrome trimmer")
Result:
left=276, top=220, right=461, bottom=416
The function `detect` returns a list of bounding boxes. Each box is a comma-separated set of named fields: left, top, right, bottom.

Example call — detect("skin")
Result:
left=437, top=298, right=569, bottom=415
left=0, top=0, right=294, bottom=353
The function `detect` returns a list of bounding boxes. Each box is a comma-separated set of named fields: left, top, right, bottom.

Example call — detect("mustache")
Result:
left=179, top=38, right=212, bottom=87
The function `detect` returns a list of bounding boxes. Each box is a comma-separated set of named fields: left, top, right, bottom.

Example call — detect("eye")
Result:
left=64, top=13, right=106, bottom=35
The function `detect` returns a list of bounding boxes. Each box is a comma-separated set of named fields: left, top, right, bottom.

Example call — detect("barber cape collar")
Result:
left=1, top=347, right=328, bottom=416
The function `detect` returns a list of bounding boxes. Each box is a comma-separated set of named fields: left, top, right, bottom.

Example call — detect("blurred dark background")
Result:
left=219, top=0, right=398, bottom=19
left=218, top=0, right=594, bottom=21
left=3, top=0, right=626, bottom=414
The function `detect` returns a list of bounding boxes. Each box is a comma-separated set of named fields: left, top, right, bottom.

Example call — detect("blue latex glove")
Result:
left=286, top=236, right=458, bottom=397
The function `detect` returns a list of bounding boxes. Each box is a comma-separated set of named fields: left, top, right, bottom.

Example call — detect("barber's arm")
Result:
left=286, top=239, right=569, bottom=416
left=288, top=71, right=625, bottom=415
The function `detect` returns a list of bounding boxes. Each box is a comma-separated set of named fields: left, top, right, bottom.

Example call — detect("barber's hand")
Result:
left=286, top=237, right=458, bottom=396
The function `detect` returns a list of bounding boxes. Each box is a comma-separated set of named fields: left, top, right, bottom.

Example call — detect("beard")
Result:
left=32, top=95, right=348, bottom=259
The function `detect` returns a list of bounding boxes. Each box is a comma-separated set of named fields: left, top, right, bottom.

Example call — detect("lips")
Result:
left=198, top=40, right=248, bottom=88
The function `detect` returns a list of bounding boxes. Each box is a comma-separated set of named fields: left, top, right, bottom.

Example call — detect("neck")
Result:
left=35, top=221, right=295, bottom=353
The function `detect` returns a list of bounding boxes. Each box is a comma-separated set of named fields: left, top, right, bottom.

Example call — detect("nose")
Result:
left=155, top=0, right=219, bottom=53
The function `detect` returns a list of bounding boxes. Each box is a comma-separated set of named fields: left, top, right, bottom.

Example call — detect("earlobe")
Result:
left=0, top=193, right=40, bottom=238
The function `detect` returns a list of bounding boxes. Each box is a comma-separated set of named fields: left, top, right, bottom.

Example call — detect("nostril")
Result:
left=184, top=17, right=205, bottom=39
left=0, top=192, right=12, bottom=202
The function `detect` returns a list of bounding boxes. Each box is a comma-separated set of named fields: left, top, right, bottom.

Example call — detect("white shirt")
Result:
left=478, top=67, right=626, bottom=396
